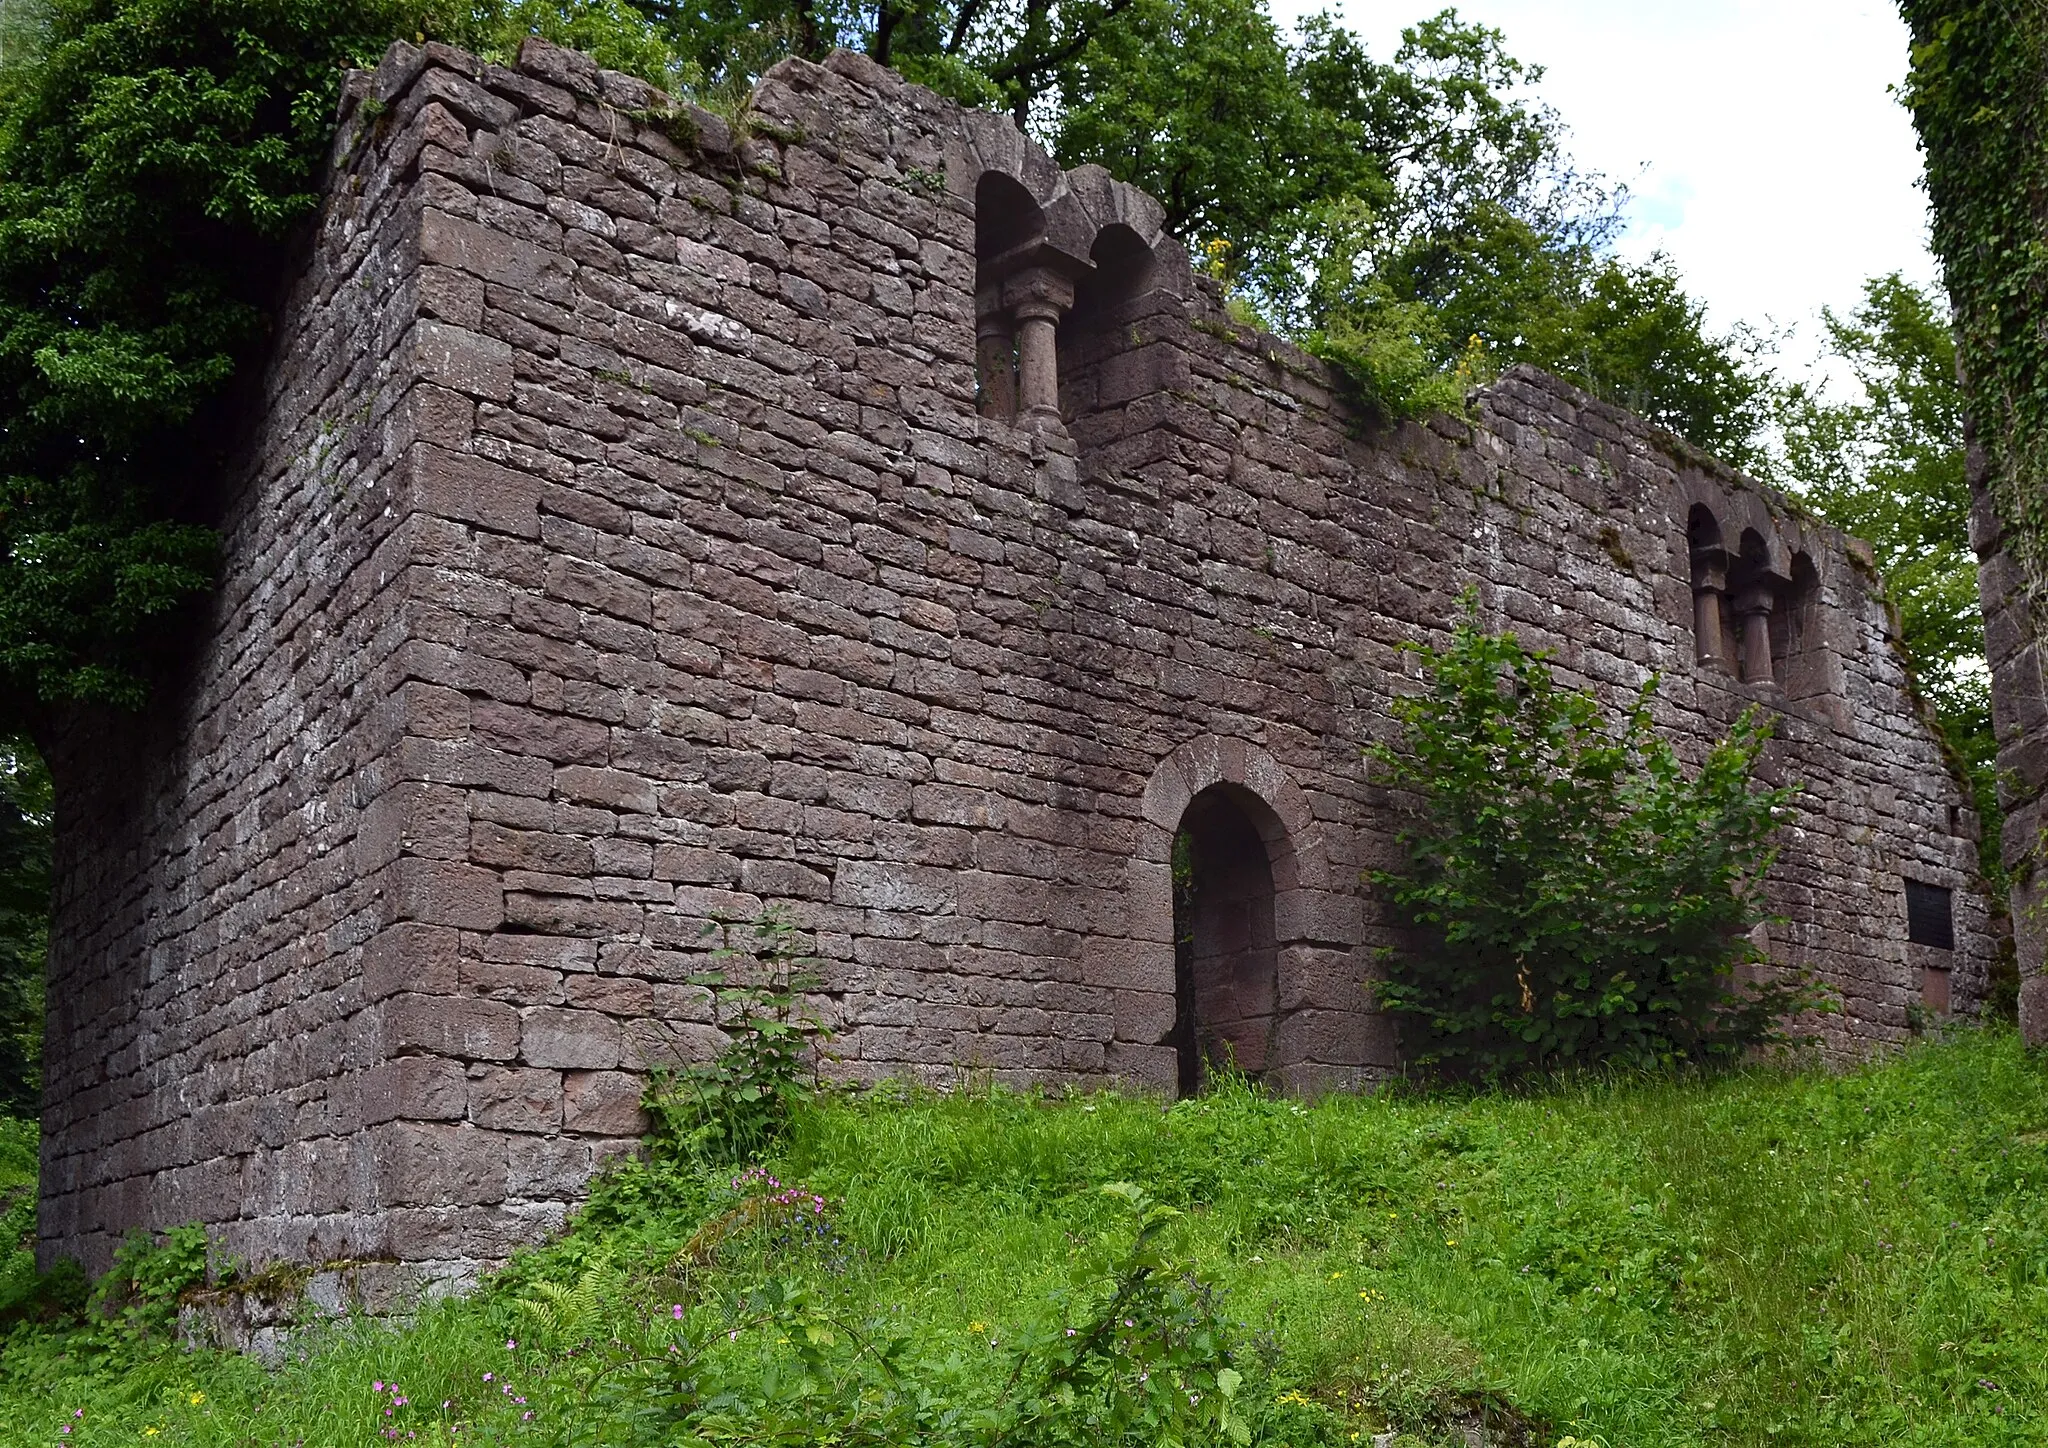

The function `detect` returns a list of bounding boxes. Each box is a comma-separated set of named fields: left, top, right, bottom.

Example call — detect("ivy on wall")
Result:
left=1900, top=1, right=2048, bottom=603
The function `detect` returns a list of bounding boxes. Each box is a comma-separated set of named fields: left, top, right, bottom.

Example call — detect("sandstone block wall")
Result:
left=1969, top=423, right=2047, bottom=1038
left=40, top=37, right=1996, bottom=1278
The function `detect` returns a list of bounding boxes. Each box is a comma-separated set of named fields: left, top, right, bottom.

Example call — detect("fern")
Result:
left=519, top=1257, right=611, bottom=1344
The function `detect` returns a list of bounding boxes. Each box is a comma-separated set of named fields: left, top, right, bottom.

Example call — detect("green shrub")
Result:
left=1371, top=600, right=1825, bottom=1078
left=644, top=908, right=835, bottom=1164
left=89, top=1224, right=208, bottom=1335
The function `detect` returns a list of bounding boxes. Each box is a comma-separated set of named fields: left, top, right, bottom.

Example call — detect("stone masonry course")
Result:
left=37, top=36, right=1996, bottom=1283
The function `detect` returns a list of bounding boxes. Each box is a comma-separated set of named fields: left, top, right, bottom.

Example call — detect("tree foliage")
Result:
left=1051, top=6, right=1770, bottom=446
left=1774, top=275, right=1988, bottom=781
left=1372, top=603, right=1821, bottom=1080
left=0, top=0, right=429, bottom=729
left=1900, top=0, right=2048, bottom=610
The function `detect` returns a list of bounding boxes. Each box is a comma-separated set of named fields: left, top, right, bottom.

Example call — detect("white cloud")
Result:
left=1268, top=0, right=1937, bottom=379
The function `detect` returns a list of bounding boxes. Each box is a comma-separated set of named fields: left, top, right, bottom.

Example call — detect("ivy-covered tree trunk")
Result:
left=1899, top=2, right=2048, bottom=1042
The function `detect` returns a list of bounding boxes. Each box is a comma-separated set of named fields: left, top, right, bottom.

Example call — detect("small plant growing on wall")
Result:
left=1371, top=596, right=1826, bottom=1078
left=644, top=907, right=832, bottom=1163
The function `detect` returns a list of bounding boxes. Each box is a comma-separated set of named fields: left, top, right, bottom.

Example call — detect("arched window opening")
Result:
left=972, top=173, right=1077, bottom=425
left=1776, top=552, right=1826, bottom=697
left=1690, top=511, right=1835, bottom=700
left=1058, top=223, right=1164, bottom=420
left=1729, top=528, right=1778, bottom=684
left=1170, top=785, right=1280, bottom=1096
left=1687, top=505, right=1730, bottom=671
left=973, top=174, right=1042, bottom=423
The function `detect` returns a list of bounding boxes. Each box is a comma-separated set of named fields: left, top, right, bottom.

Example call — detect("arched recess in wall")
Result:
left=1058, top=223, right=1163, bottom=417
left=1687, top=505, right=1732, bottom=670
left=973, top=173, right=1045, bottom=423
left=1122, top=737, right=1377, bottom=1097
left=1776, top=551, right=1827, bottom=699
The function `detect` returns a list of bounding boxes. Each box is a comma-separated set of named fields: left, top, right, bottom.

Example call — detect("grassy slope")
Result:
left=0, top=1030, right=2044, bottom=1446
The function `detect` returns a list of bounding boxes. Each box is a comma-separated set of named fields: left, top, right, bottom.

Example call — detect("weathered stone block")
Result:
left=520, top=1007, right=623, bottom=1070
left=562, top=1070, right=647, bottom=1136
left=375, top=1123, right=509, bottom=1207
left=385, top=994, right=521, bottom=1063
left=387, top=858, right=505, bottom=931
left=364, top=1056, right=469, bottom=1124
left=467, top=1067, right=565, bottom=1132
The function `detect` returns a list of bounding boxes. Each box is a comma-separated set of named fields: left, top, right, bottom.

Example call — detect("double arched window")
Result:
left=1687, top=505, right=1820, bottom=690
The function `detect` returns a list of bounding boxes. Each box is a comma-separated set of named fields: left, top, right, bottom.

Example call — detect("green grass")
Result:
left=1, top=1029, right=2046, bottom=1446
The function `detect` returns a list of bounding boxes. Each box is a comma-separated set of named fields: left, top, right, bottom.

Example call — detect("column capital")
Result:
left=1690, top=546, right=1728, bottom=593
left=1001, top=265, right=1076, bottom=320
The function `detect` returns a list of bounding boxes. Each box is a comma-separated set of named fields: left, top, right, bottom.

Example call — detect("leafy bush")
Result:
left=1371, top=600, right=1824, bottom=1078
left=89, top=1224, right=209, bottom=1335
left=644, top=908, right=834, bottom=1164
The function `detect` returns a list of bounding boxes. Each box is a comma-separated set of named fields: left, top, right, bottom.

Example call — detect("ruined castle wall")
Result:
left=41, top=37, right=1996, bottom=1275
left=38, top=69, right=449, bottom=1275
left=1970, top=440, right=2048, bottom=1039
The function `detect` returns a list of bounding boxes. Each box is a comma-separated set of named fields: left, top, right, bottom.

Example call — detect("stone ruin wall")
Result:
left=38, top=37, right=1996, bottom=1282
left=1969, top=423, right=2048, bottom=1042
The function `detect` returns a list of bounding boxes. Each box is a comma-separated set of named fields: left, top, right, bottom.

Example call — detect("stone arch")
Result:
left=952, top=116, right=1187, bottom=431
left=1113, top=737, right=1376, bottom=1096
left=1687, top=503, right=1731, bottom=671
left=972, top=173, right=1043, bottom=421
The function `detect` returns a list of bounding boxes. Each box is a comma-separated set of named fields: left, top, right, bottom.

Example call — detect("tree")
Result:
left=1051, top=7, right=1770, bottom=449
left=0, top=738, right=48, bottom=1116
left=0, top=0, right=431, bottom=734
left=1772, top=274, right=1994, bottom=871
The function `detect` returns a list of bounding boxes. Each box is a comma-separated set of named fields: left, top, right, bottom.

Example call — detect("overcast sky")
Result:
left=1268, top=0, right=1937, bottom=384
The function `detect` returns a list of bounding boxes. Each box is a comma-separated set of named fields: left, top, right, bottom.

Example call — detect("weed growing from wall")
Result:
left=644, top=907, right=834, bottom=1164
left=1370, top=600, right=1826, bottom=1078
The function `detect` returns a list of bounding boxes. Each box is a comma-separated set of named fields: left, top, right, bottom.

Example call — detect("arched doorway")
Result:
left=1124, top=735, right=1384, bottom=1097
left=1170, top=784, right=1282, bottom=1094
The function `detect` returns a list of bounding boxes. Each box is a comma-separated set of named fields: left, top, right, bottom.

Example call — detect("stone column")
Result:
left=1733, top=583, right=1776, bottom=684
left=975, top=295, right=1017, bottom=422
left=1002, top=267, right=1075, bottom=424
left=1690, top=548, right=1728, bottom=666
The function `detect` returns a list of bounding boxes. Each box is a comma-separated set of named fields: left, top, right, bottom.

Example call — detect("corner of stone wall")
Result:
left=1968, top=431, right=2048, bottom=1041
